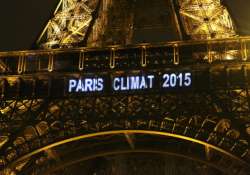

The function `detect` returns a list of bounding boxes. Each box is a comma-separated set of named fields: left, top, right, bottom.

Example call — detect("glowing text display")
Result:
left=68, top=72, right=192, bottom=93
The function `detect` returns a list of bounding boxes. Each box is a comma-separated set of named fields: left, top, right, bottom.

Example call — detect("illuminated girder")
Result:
left=1, top=0, right=249, bottom=173
left=37, top=0, right=100, bottom=48
left=37, top=0, right=238, bottom=49
left=0, top=38, right=250, bottom=174
left=178, top=0, right=236, bottom=40
left=0, top=94, right=250, bottom=174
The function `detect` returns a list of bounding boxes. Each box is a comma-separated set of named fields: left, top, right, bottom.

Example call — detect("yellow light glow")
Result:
left=10, top=130, right=247, bottom=169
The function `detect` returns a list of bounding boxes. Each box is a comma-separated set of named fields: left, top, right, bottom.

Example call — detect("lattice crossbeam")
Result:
left=38, top=0, right=99, bottom=48
left=178, top=0, right=236, bottom=39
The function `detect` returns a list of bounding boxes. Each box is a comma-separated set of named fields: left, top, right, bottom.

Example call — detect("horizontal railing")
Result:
left=0, top=36, right=250, bottom=75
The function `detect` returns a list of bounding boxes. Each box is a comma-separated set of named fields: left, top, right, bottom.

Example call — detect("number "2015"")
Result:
left=163, top=72, right=192, bottom=88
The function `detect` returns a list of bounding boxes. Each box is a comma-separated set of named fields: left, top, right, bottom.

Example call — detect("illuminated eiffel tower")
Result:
left=1, top=0, right=250, bottom=174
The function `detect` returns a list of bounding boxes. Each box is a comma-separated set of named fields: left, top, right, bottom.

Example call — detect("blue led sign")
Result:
left=68, top=72, right=192, bottom=94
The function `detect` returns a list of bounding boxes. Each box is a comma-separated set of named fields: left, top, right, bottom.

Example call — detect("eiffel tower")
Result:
left=1, top=0, right=250, bottom=174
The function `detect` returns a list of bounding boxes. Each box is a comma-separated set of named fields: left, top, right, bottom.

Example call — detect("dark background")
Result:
left=0, top=0, right=249, bottom=51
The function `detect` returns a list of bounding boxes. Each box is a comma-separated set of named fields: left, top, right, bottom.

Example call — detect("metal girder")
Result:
left=14, top=131, right=250, bottom=175
left=37, top=0, right=238, bottom=49
left=1, top=0, right=249, bottom=174
left=2, top=37, right=250, bottom=76
left=0, top=37, right=250, bottom=174
left=0, top=90, right=250, bottom=174
left=178, top=0, right=237, bottom=39
left=37, top=0, right=100, bottom=48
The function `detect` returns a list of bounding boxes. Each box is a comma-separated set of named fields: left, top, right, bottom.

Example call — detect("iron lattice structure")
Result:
left=37, top=0, right=236, bottom=48
left=0, top=38, right=250, bottom=174
left=37, top=0, right=99, bottom=48
left=1, top=0, right=250, bottom=175
left=178, top=0, right=236, bottom=39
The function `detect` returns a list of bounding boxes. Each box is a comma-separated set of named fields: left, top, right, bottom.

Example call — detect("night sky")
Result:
left=0, top=0, right=249, bottom=51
